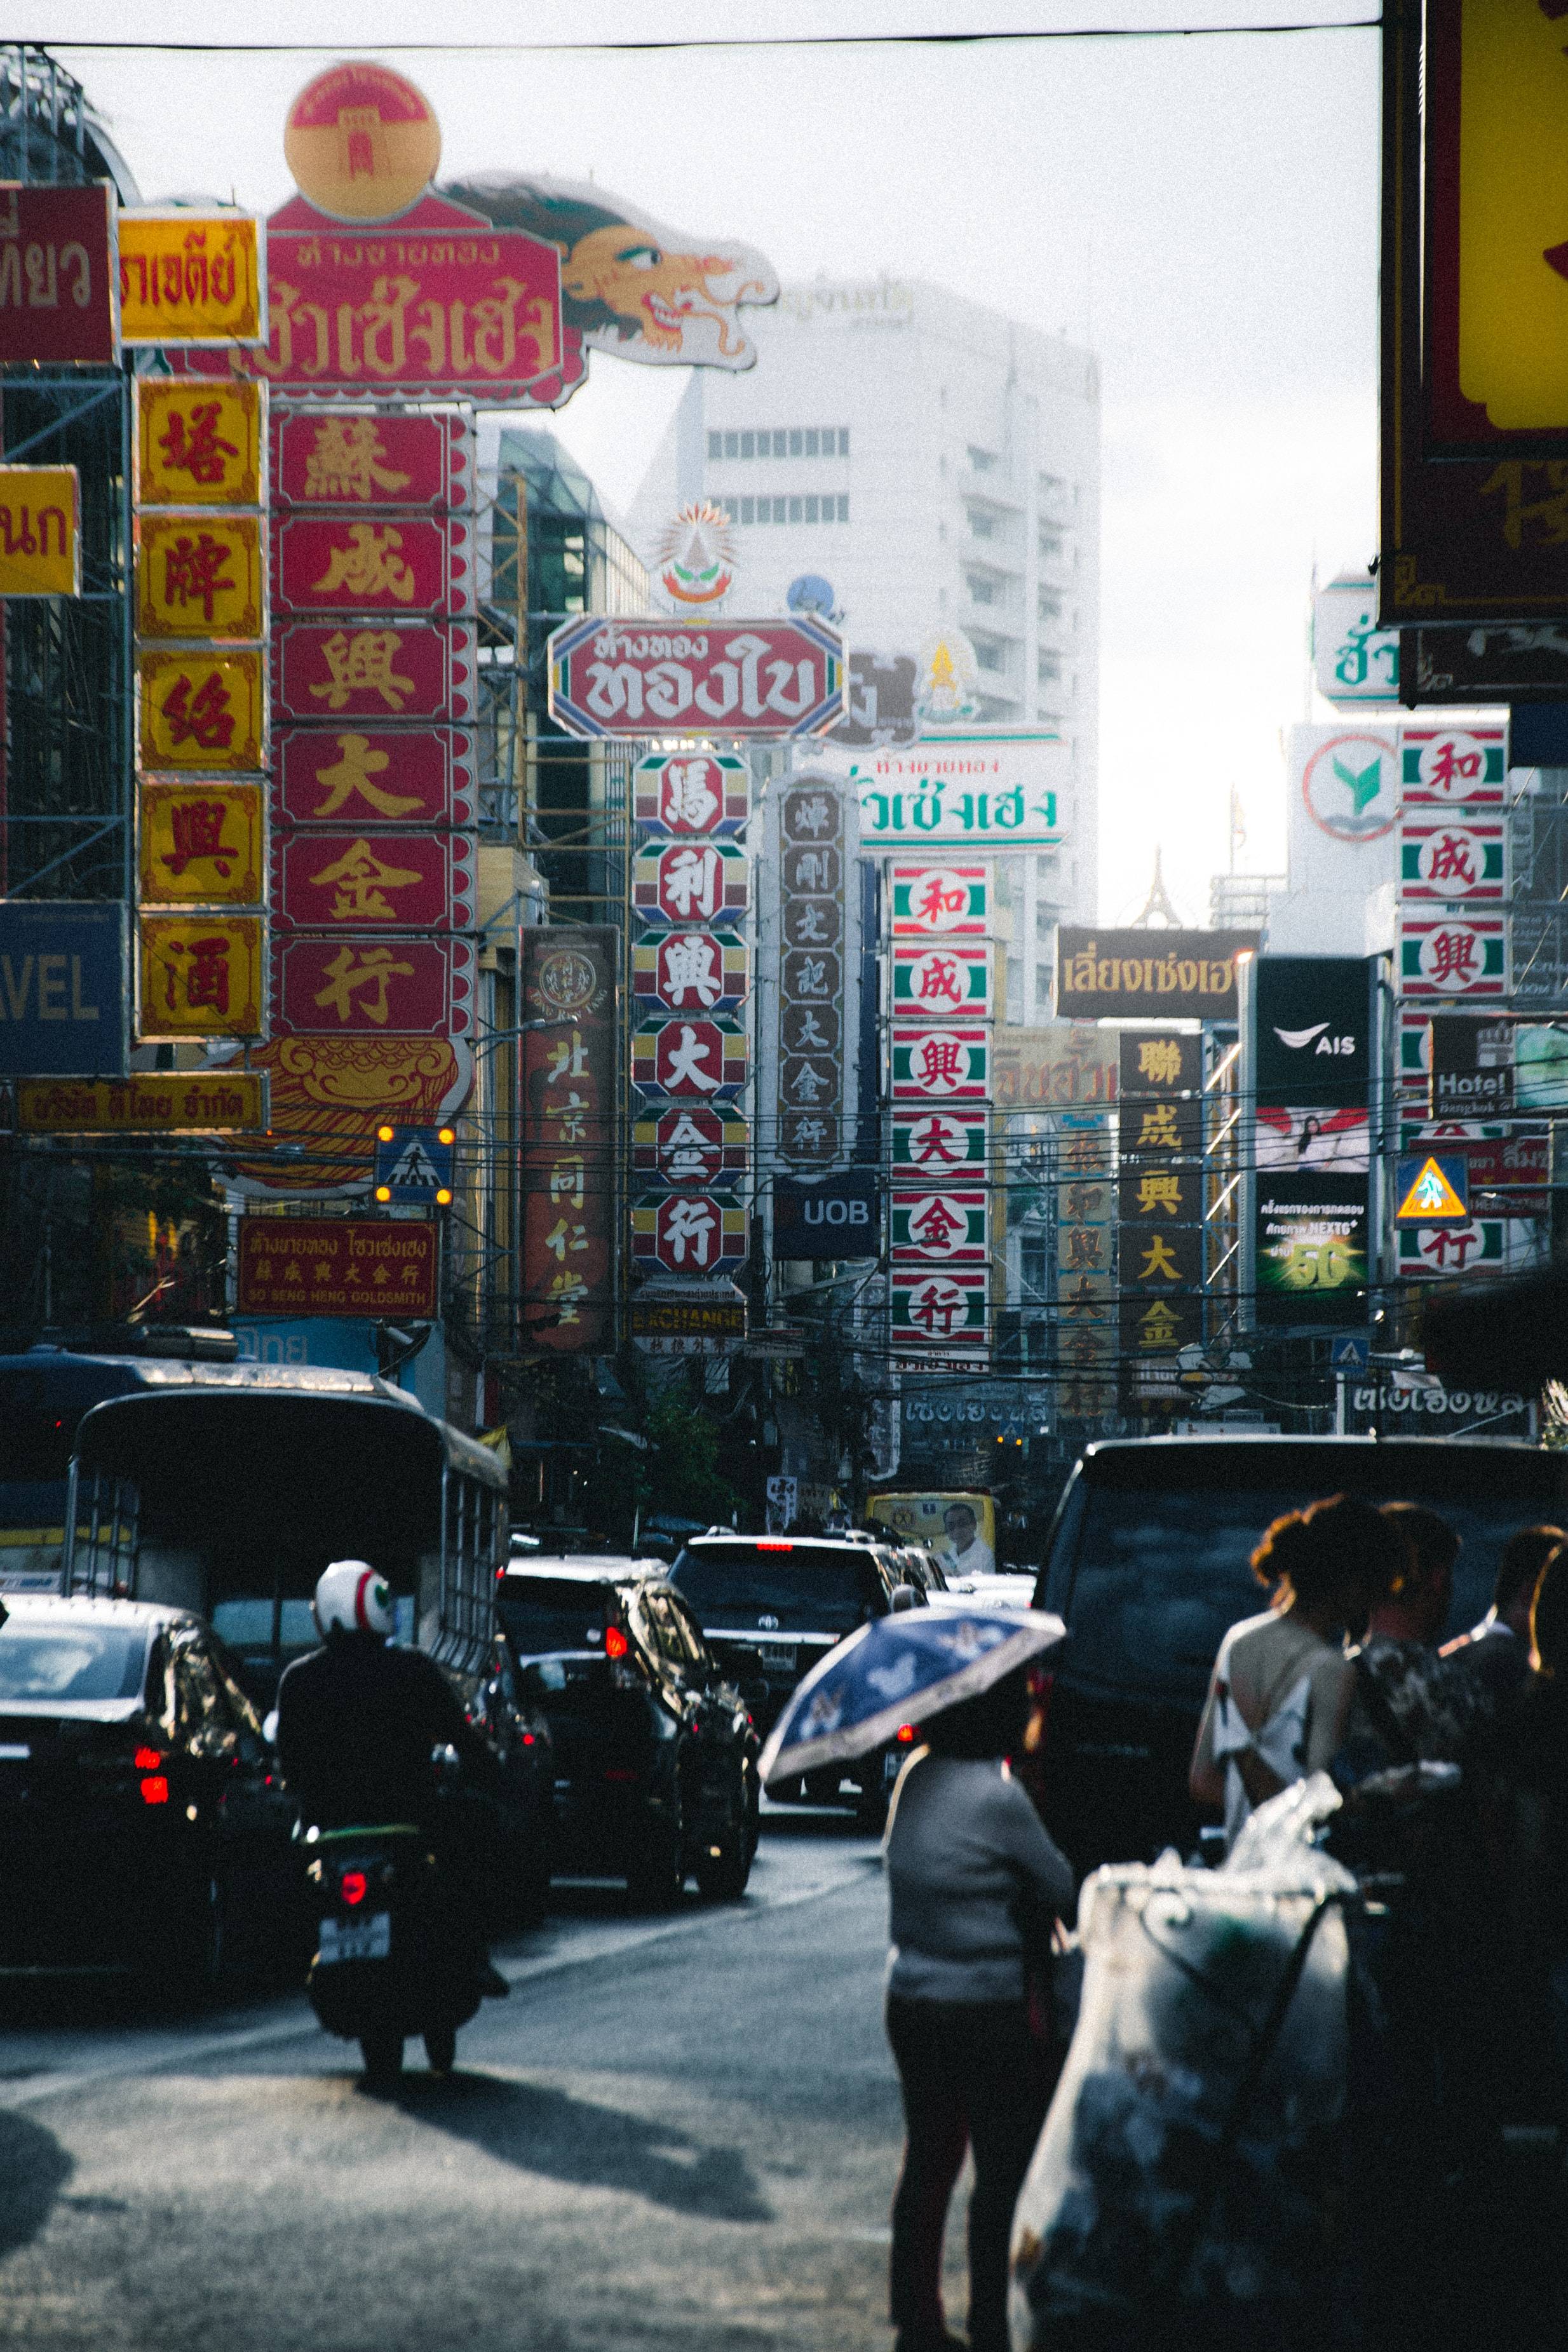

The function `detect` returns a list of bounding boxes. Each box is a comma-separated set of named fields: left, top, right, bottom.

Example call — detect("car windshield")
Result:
left=0, top=1619, right=147, bottom=1704
left=1059, top=1471, right=1564, bottom=1702
left=496, top=1578, right=611, bottom=1657
left=670, top=1544, right=877, bottom=1634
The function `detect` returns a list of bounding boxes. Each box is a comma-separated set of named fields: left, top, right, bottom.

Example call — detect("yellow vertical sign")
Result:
left=136, top=510, right=264, bottom=640
left=1457, top=0, right=1568, bottom=429
left=0, top=464, right=80, bottom=596
left=136, top=380, right=264, bottom=508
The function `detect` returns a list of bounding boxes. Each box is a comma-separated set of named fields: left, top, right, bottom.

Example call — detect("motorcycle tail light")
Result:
left=604, top=1625, right=629, bottom=1660
left=896, top=1724, right=917, bottom=1745
left=133, top=1747, right=163, bottom=1771
left=139, top=1775, right=170, bottom=1806
left=339, top=1869, right=368, bottom=1907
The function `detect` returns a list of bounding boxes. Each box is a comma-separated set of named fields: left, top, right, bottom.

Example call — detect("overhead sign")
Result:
left=1055, top=928, right=1257, bottom=1023
left=1395, top=1153, right=1470, bottom=1227
left=547, top=616, right=846, bottom=739
left=891, top=1188, right=988, bottom=1266
left=118, top=211, right=265, bottom=345
left=630, top=1284, right=747, bottom=1356
left=773, top=1168, right=881, bottom=1260
left=236, top=1216, right=437, bottom=1318
left=0, top=465, right=80, bottom=597
left=15, top=1071, right=268, bottom=1135
left=848, top=734, right=1068, bottom=851
left=0, top=902, right=126, bottom=1079
left=372, top=1123, right=455, bottom=1207
left=0, top=184, right=118, bottom=364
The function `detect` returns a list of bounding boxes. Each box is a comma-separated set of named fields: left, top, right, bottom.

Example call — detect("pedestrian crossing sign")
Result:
left=1393, top=1152, right=1469, bottom=1226
left=374, top=1123, right=456, bottom=1207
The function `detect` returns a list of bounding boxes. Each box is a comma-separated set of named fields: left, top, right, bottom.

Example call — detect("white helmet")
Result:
left=314, top=1560, right=396, bottom=1640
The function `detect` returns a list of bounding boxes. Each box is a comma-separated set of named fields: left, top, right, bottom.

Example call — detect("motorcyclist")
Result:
left=276, top=1560, right=508, bottom=1997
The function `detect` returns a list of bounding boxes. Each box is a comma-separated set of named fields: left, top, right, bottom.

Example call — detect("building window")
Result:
left=968, top=572, right=997, bottom=605
left=708, top=430, right=722, bottom=460
left=741, top=496, right=755, bottom=525
left=839, top=428, right=850, bottom=456
left=1037, top=651, right=1062, bottom=684
left=838, top=494, right=849, bottom=520
left=740, top=430, right=755, bottom=459
left=789, top=428, right=803, bottom=456
left=725, top=431, right=739, bottom=459
left=1038, top=527, right=1063, bottom=558
left=969, top=445, right=997, bottom=473
left=969, top=508, right=995, bottom=539
left=805, top=494, right=818, bottom=524
left=975, top=639, right=1004, bottom=673
left=789, top=495, right=802, bottom=524
left=1037, top=588, right=1063, bottom=621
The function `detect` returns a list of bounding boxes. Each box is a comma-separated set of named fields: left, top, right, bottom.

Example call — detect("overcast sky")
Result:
left=49, top=0, right=1381, bottom=925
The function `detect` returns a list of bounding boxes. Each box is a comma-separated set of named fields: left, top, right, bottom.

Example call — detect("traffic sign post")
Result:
left=373, top=1123, right=456, bottom=1207
left=1394, top=1153, right=1470, bottom=1226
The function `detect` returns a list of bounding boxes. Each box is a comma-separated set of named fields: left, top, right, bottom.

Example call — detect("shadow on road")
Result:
left=0, top=2109, right=73, bottom=2257
left=757, top=1806, right=877, bottom=1842
left=379, top=2070, right=774, bottom=2224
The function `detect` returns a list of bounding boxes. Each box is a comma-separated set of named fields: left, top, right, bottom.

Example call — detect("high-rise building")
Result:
left=628, top=276, right=1100, bottom=942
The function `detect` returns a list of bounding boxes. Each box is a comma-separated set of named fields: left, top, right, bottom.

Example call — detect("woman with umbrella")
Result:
left=760, top=1604, right=1071, bottom=2352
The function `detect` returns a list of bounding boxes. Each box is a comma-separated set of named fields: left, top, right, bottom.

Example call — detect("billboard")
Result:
left=236, top=1217, right=437, bottom=1318
left=0, top=903, right=126, bottom=1079
left=1055, top=928, right=1256, bottom=1022
left=547, top=616, right=846, bottom=740
left=1254, top=958, right=1371, bottom=1106
left=0, top=184, right=117, bottom=364
left=1255, top=1173, right=1369, bottom=1327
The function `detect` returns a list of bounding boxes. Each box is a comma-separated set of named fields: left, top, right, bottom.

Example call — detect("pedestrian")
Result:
left=1442, top=1523, right=1565, bottom=1711
left=1189, top=1494, right=1408, bottom=1849
left=883, top=1663, right=1075, bottom=2352
left=1334, top=1502, right=1475, bottom=1781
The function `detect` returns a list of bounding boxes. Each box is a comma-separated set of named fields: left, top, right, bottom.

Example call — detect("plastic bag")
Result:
left=1010, top=1780, right=1352, bottom=2347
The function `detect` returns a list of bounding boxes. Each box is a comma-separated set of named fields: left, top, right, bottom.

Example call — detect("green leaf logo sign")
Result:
left=1304, top=734, right=1397, bottom=842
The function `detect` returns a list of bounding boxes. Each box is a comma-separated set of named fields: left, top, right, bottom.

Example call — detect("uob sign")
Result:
left=773, top=1168, right=881, bottom=1259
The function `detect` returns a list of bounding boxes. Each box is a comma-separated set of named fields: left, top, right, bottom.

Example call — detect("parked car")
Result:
left=668, top=1530, right=914, bottom=1825
left=1031, top=1434, right=1567, bottom=1874
left=0, top=1593, right=299, bottom=1992
left=494, top=1557, right=760, bottom=1908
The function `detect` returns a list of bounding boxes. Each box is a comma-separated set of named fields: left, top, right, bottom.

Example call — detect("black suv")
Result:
left=668, top=1531, right=914, bottom=1824
left=494, top=1558, right=760, bottom=1909
left=1032, top=1434, right=1567, bottom=1874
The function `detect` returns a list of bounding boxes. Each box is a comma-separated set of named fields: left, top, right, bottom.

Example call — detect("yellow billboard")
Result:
left=1456, top=1, right=1568, bottom=430
left=118, top=212, right=265, bottom=346
left=138, top=779, right=265, bottom=908
left=136, top=511, right=264, bottom=640
left=138, top=644, right=267, bottom=773
left=17, top=1071, right=269, bottom=1135
left=136, top=379, right=264, bottom=508
left=0, top=464, right=80, bottom=597
left=138, top=914, right=265, bottom=1040
left=866, top=1490, right=997, bottom=1575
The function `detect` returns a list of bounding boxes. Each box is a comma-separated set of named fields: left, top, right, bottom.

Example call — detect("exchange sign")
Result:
left=548, top=616, right=846, bottom=740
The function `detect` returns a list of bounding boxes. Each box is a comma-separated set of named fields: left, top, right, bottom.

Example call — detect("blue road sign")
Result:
left=1393, top=1152, right=1470, bottom=1226
left=1330, top=1333, right=1370, bottom=1373
left=0, top=902, right=127, bottom=1078
left=373, top=1123, right=455, bottom=1206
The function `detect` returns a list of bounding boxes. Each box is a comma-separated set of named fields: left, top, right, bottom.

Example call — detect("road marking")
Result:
left=1, top=1858, right=879, bottom=2113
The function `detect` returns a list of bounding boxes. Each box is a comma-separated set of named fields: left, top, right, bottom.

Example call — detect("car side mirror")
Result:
left=891, top=1583, right=921, bottom=1612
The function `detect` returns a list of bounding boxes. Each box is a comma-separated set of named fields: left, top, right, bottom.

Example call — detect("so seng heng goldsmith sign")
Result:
left=547, top=617, right=846, bottom=740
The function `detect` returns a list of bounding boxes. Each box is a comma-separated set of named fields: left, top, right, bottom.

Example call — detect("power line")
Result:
left=36, top=20, right=1382, bottom=54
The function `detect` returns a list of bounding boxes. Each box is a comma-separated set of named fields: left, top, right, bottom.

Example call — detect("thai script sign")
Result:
left=271, top=512, right=474, bottom=619
left=633, top=750, right=749, bottom=837
left=631, top=1193, right=748, bottom=1276
left=849, top=733, right=1069, bottom=851
left=176, top=192, right=569, bottom=403
left=270, top=932, right=476, bottom=1037
left=274, top=725, right=476, bottom=829
left=136, top=381, right=264, bottom=508
left=0, top=465, right=80, bottom=597
left=236, top=1216, right=436, bottom=1318
left=139, top=646, right=268, bottom=773
left=1398, top=915, right=1509, bottom=999
left=0, top=903, right=126, bottom=1079
left=274, top=620, right=478, bottom=721
left=137, top=914, right=264, bottom=1041
left=118, top=211, right=264, bottom=344
left=0, top=183, right=116, bottom=365
left=17, top=1071, right=268, bottom=1134
left=991, top=1025, right=1117, bottom=1110
left=271, top=828, right=475, bottom=932
left=1255, top=1173, right=1369, bottom=1327
left=1313, top=576, right=1400, bottom=708
left=137, top=780, right=265, bottom=908
left=136, top=511, right=265, bottom=640
left=1399, top=816, right=1506, bottom=901
left=520, top=926, right=616, bottom=1352
left=632, top=1104, right=749, bottom=1191
left=1055, top=927, right=1257, bottom=1022
left=548, top=616, right=845, bottom=739
left=271, top=407, right=474, bottom=510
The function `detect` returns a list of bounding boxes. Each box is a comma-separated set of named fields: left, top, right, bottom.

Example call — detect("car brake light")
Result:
left=604, top=1625, right=629, bottom=1659
left=139, top=1775, right=170, bottom=1806
left=133, top=1747, right=163, bottom=1771
left=520, top=1731, right=536, bottom=1745
left=604, top=1766, right=637, bottom=1783
left=757, top=1540, right=793, bottom=1551
left=896, top=1724, right=917, bottom=1744
left=340, top=1869, right=368, bottom=1907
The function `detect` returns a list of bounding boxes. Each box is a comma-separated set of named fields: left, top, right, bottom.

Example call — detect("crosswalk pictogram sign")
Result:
left=374, top=1123, right=456, bottom=1206
left=1393, top=1152, right=1470, bottom=1226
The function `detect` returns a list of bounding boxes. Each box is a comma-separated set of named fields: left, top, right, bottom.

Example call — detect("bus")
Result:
left=0, top=1349, right=505, bottom=1706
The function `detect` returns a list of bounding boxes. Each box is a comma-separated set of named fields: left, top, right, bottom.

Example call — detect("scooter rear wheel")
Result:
left=424, top=2024, right=457, bottom=2073
left=360, top=2031, right=403, bottom=2085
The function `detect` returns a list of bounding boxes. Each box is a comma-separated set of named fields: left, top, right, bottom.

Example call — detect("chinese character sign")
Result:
left=631, top=1192, right=747, bottom=1276
left=137, top=780, right=265, bottom=908
left=136, top=381, right=264, bottom=508
left=1399, top=916, right=1508, bottom=999
left=274, top=726, right=476, bottom=829
left=271, top=513, right=475, bottom=620
left=274, top=621, right=477, bottom=722
left=632, top=839, right=750, bottom=928
left=633, top=750, right=749, bottom=837
left=139, top=647, right=267, bottom=773
left=272, top=409, right=474, bottom=511
left=520, top=927, right=616, bottom=1353
left=138, top=916, right=264, bottom=1040
left=776, top=775, right=848, bottom=1166
left=890, top=864, right=987, bottom=936
left=892, top=942, right=992, bottom=1021
left=1400, top=818, right=1506, bottom=901
left=136, top=511, right=265, bottom=639
left=1400, top=726, right=1508, bottom=807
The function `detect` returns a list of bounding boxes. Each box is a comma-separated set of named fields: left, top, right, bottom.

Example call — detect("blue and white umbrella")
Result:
left=757, top=1605, right=1066, bottom=1788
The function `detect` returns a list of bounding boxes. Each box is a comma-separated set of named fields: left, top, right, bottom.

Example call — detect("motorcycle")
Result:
left=301, top=1745, right=483, bottom=2083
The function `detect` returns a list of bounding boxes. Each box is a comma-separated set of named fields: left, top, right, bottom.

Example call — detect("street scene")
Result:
left=6, top=4, right=1568, bottom=2349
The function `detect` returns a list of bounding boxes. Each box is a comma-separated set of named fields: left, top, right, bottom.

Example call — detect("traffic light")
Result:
left=373, top=1124, right=456, bottom=1207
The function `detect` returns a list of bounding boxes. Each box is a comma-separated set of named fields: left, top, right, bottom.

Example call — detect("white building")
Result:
left=628, top=275, right=1101, bottom=963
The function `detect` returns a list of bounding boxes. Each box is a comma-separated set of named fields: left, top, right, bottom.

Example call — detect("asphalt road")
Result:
left=0, top=1809, right=940, bottom=2352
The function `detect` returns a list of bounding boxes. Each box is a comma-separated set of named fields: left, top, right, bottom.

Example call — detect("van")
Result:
left=1030, top=1434, right=1565, bottom=1872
